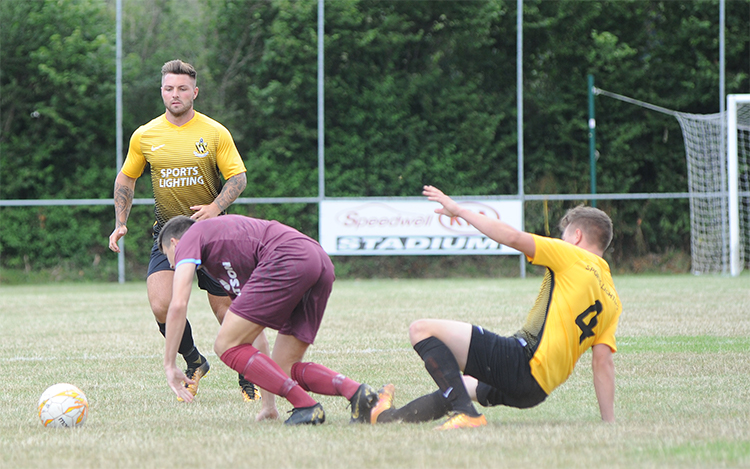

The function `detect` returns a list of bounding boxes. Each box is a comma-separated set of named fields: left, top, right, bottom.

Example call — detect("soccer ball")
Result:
left=38, top=383, right=89, bottom=428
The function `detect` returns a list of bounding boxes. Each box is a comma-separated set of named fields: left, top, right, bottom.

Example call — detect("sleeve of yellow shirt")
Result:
left=215, top=125, right=246, bottom=179
left=120, top=126, right=147, bottom=179
left=593, top=318, right=618, bottom=352
left=528, top=234, right=571, bottom=270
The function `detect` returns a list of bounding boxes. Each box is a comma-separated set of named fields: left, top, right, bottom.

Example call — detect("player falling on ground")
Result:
left=108, top=59, right=270, bottom=414
left=371, top=185, right=622, bottom=429
left=158, top=214, right=380, bottom=425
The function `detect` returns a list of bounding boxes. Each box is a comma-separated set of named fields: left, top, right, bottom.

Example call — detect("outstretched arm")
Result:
left=109, top=172, right=137, bottom=253
left=190, top=172, right=247, bottom=221
left=164, top=262, right=198, bottom=402
left=422, top=185, right=536, bottom=258
left=592, top=343, right=615, bottom=422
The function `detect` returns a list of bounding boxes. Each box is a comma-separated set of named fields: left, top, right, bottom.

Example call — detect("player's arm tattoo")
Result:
left=113, top=182, right=134, bottom=229
left=214, top=172, right=247, bottom=211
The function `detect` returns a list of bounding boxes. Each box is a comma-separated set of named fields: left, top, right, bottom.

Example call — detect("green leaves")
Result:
left=1, top=0, right=749, bottom=274
left=0, top=0, right=115, bottom=200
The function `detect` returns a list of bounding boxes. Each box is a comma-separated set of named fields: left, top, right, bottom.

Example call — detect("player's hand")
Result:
left=189, top=203, right=222, bottom=221
left=108, top=225, right=128, bottom=253
left=422, top=185, right=462, bottom=218
left=165, top=365, right=195, bottom=403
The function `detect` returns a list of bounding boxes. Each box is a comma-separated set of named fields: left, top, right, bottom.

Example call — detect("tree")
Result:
left=0, top=0, right=116, bottom=199
left=324, top=0, right=517, bottom=197
left=0, top=0, right=118, bottom=273
left=2, top=0, right=749, bottom=276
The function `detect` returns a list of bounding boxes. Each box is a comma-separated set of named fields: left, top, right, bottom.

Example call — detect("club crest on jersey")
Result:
left=194, top=138, right=209, bottom=158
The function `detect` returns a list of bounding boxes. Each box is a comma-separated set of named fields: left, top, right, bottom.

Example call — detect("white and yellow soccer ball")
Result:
left=38, top=383, right=89, bottom=428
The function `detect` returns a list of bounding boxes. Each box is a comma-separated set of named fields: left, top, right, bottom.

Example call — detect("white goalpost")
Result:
left=727, top=94, right=750, bottom=276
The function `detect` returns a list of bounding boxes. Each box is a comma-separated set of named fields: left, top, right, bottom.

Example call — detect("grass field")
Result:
left=1, top=274, right=749, bottom=468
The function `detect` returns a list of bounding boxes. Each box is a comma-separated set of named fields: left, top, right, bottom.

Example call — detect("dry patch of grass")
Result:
left=1, top=274, right=749, bottom=468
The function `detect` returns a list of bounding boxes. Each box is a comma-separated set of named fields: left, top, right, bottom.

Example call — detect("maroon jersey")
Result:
left=174, top=215, right=312, bottom=298
left=173, top=215, right=334, bottom=344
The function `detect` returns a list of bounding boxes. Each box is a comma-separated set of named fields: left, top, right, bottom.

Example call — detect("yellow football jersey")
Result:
left=121, top=112, right=246, bottom=231
left=517, top=234, right=622, bottom=395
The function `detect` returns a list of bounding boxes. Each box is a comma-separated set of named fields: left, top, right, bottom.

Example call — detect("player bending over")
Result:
left=159, top=214, right=380, bottom=425
left=371, top=185, right=621, bottom=430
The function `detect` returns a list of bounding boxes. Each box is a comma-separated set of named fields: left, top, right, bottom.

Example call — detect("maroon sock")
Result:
left=291, top=362, right=361, bottom=400
left=220, top=344, right=317, bottom=408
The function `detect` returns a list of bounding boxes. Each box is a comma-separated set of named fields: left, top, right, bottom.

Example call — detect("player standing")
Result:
left=371, top=185, right=621, bottom=429
left=108, top=60, right=275, bottom=418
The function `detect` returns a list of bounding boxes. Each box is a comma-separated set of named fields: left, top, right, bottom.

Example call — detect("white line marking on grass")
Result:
left=5, top=354, right=162, bottom=362
left=4, top=348, right=412, bottom=362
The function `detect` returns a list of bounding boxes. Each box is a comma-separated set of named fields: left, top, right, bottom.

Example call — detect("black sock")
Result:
left=413, top=337, right=480, bottom=417
left=378, top=390, right=450, bottom=423
left=157, top=320, right=202, bottom=365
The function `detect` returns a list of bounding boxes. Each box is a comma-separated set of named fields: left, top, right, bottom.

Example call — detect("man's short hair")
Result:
left=559, top=205, right=613, bottom=252
left=157, top=216, right=196, bottom=253
left=161, top=59, right=197, bottom=82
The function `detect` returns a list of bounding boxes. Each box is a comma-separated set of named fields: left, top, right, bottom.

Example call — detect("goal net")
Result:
left=595, top=89, right=750, bottom=275
left=675, top=111, right=728, bottom=274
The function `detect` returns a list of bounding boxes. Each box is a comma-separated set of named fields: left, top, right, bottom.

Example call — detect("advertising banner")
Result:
left=320, top=199, right=523, bottom=256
